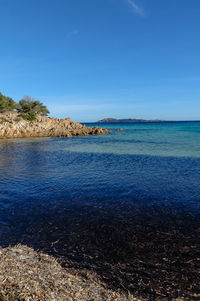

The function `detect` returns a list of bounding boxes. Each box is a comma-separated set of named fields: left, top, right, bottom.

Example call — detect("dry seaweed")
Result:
left=0, top=244, right=138, bottom=301
left=1, top=200, right=199, bottom=300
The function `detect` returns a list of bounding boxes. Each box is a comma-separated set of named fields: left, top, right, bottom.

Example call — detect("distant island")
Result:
left=96, top=118, right=173, bottom=123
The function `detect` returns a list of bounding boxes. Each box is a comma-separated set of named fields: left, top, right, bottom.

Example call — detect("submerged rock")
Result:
left=0, top=112, right=111, bottom=139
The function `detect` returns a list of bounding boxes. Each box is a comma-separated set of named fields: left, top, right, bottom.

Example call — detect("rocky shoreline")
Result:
left=0, top=112, right=111, bottom=139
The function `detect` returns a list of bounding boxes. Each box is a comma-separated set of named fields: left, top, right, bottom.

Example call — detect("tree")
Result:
left=0, top=92, right=16, bottom=113
left=17, top=96, right=50, bottom=116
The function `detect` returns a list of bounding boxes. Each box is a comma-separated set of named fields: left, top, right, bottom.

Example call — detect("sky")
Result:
left=0, top=0, right=200, bottom=121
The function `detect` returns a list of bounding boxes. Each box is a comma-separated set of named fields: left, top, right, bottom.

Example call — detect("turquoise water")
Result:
left=0, top=122, right=199, bottom=297
left=82, top=122, right=200, bottom=157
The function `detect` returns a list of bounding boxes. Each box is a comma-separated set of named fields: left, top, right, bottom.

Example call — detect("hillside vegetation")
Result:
left=0, top=92, right=49, bottom=121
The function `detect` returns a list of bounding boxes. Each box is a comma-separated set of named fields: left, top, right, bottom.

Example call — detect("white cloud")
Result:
left=126, top=0, right=145, bottom=16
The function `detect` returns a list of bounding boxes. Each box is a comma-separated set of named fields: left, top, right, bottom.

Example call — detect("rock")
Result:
left=0, top=112, right=112, bottom=139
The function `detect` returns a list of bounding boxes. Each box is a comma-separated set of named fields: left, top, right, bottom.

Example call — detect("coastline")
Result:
left=0, top=112, right=111, bottom=139
left=0, top=121, right=199, bottom=300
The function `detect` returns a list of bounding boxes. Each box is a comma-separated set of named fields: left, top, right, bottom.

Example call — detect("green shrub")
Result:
left=0, top=117, right=10, bottom=123
left=17, top=96, right=50, bottom=116
left=14, top=117, right=22, bottom=122
left=0, top=93, right=50, bottom=118
left=20, top=112, right=37, bottom=122
left=0, top=92, right=16, bottom=113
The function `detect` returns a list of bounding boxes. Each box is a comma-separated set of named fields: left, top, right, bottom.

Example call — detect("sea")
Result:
left=0, top=121, right=200, bottom=298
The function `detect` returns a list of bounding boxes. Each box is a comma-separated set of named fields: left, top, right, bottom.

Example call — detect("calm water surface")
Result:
left=0, top=122, right=200, bottom=298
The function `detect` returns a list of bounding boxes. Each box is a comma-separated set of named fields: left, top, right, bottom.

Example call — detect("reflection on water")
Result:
left=0, top=123, right=200, bottom=299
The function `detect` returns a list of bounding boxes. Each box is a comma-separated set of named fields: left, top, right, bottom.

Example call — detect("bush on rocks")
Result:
left=0, top=92, right=16, bottom=113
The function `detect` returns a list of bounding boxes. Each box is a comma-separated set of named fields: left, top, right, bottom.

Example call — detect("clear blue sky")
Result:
left=1, top=0, right=200, bottom=121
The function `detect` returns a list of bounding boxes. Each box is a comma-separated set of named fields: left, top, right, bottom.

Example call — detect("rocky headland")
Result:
left=0, top=112, right=111, bottom=139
